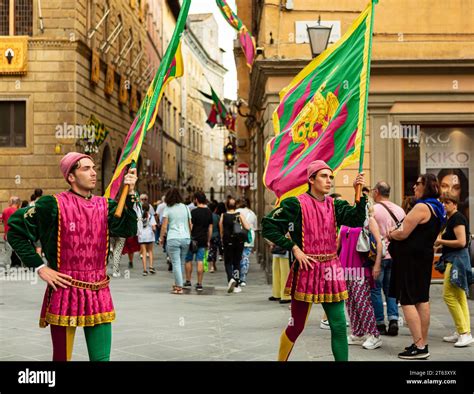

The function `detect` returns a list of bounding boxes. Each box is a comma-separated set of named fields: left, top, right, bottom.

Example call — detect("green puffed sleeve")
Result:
left=7, top=195, right=58, bottom=269
left=334, top=195, right=367, bottom=228
left=262, top=196, right=302, bottom=251
left=107, top=194, right=138, bottom=238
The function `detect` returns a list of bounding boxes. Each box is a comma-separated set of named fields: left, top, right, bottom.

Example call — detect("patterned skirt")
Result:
left=39, top=268, right=115, bottom=328
left=284, top=258, right=348, bottom=303
left=122, top=236, right=140, bottom=255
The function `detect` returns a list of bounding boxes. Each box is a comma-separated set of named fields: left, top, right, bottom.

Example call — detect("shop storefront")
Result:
left=403, top=126, right=473, bottom=228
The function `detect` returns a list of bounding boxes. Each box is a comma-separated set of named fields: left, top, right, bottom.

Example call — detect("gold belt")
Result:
left=69, top=276, right=110, bottom=291
left=305, top=253, right=337, bottom=262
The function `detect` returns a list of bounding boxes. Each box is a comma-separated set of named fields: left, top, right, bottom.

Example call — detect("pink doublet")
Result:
left=39, top=191, right=114, bottom=327
left=284, top=193, right=348, bottom=303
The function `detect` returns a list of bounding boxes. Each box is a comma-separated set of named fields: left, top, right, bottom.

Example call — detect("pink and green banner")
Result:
left=216, top=0, right=255, bottom=69
left=264, top=1, right=378, bottom=205
left=104, top=2, right=188, bottom=199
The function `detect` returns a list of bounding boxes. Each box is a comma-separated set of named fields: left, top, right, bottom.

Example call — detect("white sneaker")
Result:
left=227, top=278, right=236, bottom=293
left=233, top=287, right=242, bottom=293
left=240, top=282, right=246, bottom=287
left=347, top=335, right=366, bottom=345
left=320, top=319, right=330, bottom=330
left=443, top=332, right=460, bottom=343
left=454, top=333, right=474, bottom=347
left=112, top=271, right=121, bottom=278
left=362, top=334, right=382, bottom=350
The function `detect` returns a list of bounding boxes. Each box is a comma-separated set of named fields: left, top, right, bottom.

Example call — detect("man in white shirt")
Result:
left=140, top=194, right=155, bottom=216
left=236, top=198, right=257, bottom=286
left=156, top=196, right=171, bottom=269
left=371, top=181, right=406, bottom=336
left=156, top=196, right=167, bottom=225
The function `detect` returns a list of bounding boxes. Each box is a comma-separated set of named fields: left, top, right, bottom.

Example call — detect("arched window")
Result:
left=115, top=148, right=122, bottom=168
left=101, top=145, right=112, bottom=194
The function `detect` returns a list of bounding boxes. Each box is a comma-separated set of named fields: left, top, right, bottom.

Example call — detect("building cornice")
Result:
left=28, top=37, right=78, bottom=48
left=183, top=28, right=227, bottom=76
left=248, top=58, right=474, bottom=115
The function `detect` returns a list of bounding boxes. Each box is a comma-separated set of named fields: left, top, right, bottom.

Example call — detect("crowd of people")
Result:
left=1, top=153, right=472, bottom=362
left=106, top=188, right=257, bottom=296
left=263, top=162, right=473, bottom=361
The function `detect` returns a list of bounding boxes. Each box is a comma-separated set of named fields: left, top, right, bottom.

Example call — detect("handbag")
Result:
left=231, top=214, right=249, bottom=242
left=203, top=249, right=209, bottom=272
left=364, top=233, right=379, bottom=267
left=356, top=205, right=371, bottom=253
left=434, top=257, right=446, bottom=274
left=189, top=239, right=199, bottom=253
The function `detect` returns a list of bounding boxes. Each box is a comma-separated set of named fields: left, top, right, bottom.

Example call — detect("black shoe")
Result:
left=377, top=324, right=387, bottom=335
left=149, top=267, right=156, bottom=274
left=398, top=344, right=430, bottom=360
left=196, top=283, right=203, bottom=291
left=387, top=320, right=399, bottom=336
left=268, top=296, right=281, bottom=301
left=279, top=299, right=291, bottom=304
left=405, top=343, right=416, bottom=351
left=184, top=281, right=192, bottom=287
left=128, top=261, right=133, bottom=269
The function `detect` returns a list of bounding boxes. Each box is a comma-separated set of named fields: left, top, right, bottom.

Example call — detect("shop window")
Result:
left=0, top=101, right=26, bottom=147
left=403, top=125, right=474, bottom=228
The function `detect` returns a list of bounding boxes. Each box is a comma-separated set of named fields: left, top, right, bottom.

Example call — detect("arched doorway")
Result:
left=115, top=148, right=122, bottom=169
left=101, top=145, right=113, bottom=195
left=210, top=187, right=215, bottom=202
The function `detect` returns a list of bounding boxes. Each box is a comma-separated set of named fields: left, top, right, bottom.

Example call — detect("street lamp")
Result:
left=307, top=16, right=332, bottom=58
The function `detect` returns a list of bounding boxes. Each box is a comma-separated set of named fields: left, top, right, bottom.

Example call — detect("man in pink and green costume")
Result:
left=262, top=160, right=367, bottom=361
left=8, top=152, right=138, bottom=361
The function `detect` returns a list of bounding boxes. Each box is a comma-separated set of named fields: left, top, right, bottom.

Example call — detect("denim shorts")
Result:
left=185, top=247, right=206, bottom=262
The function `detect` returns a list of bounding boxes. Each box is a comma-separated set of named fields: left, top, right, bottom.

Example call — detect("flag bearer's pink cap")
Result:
left=60, top=152, right=92, bottom=181
left=307, top=160, right=332, bottom=180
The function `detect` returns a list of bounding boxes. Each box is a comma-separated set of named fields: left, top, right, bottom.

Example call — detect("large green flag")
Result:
left=104, top=1, right=189, bottom=199
left=264, top=1, right=377, bottom=205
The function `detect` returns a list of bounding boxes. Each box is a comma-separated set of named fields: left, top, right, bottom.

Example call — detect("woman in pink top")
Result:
left=339, top=205, right=383, bottom=350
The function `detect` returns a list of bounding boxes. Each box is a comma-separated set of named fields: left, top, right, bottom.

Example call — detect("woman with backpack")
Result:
left=208, top=202, right=225, bottom=273
left=219, top=197, right=250, bottom=294
left=388, top=173, right=446, bottom=360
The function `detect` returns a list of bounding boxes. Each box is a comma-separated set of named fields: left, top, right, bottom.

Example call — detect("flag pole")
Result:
left=114, top=161, right=136, bottom=218
left=355, top=0, right=378, bottom=203
left=111, top=0, right=191, bottom=217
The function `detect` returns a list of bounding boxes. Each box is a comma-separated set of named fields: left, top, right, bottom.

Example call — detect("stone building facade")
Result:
left=0, top=0, right=149, bottom=217
left=184, top=13, right=228, bottom=203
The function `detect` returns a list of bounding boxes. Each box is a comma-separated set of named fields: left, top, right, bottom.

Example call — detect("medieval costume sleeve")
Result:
left=334, top=195, right=367, bottom=228
left=107, top=195, right=138, bottom=238
left=262, top=193, right=367, bottom=252
left=261, top=196, right=302, bottom=251
left=7, top=194, right=138, bottom=270
left=7, top=195, right=57, bottom=269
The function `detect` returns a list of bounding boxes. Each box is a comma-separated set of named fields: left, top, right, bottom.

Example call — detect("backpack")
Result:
left=231, top=213, right=249, bottom=242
